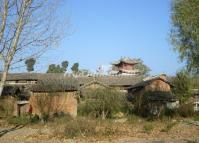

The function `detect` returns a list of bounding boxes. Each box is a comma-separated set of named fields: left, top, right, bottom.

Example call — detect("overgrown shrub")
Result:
left=178, top=103, right=194, bottom=117
left=51, top=113, right=73, bottom=124
left=30, top=114, right=40, bottom=123
left=8, top=115, right=30, bottom=125
left=78, top=88, right=126, bottom=119
left=163, top=108, right=178, bottom=118
left=193, top=114, right=199, bottom=121
left=143, top=123, right=154, bottom=134
left=133, top=92, right=165, bottom=118
left=172, top=70, right=191, bottom=103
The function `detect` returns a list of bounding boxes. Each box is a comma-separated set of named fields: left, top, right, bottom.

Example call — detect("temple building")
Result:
left=110, top=57, right=140, bottom=76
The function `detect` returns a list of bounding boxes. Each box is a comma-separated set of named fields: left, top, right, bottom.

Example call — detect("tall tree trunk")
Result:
left=0, top=1, right=29, bottom=96
left=0, top=62, right=9, bottom=96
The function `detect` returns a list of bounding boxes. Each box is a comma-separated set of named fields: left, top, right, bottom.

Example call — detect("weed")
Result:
left=8, top=115, right=30, bottom=125
left=161, top=121, right=177, bottom=133
left=186, top=139, right=198, bottom=143
left=192, top=114, right=199, bottom=121
left=127, top=115, right=141, bottom=124
left=64, top=118, right=96, bottom=138
left=143, top=123, right=154, bottom=134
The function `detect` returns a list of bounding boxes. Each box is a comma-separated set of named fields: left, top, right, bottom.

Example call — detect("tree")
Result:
left=172, top=70, right=191, bottom=103
left=47, top=60, right=69, bottom=73
left=134, top=59, right=151, bottom=76
left=61, top=60, right=69, bottom=72
left=0, top=0, right=68, bottom=96
left=71, top=63, right=79, bottom=74
left=170, top=0, right=199, bottom=73
left=25, top=58, right=36, bottom=72
left=47, top=64, right=62, bottom=73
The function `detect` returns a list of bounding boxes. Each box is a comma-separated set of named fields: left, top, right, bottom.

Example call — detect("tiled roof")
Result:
left=29, top=77, right=78, bottom=92
left=128, top=75, right=172, bottom=89
left=1, top=73, right=143, bottom=91
left=145, top=91, right=178, bottom=102
left=112, top=57, right=139, bottom=65
left=0, top=73, right=73, bottom=81
left=76, top=75, right=143, bottom=86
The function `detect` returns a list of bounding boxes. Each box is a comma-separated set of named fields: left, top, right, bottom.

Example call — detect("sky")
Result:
left=33, top=0, right=184, bottom=75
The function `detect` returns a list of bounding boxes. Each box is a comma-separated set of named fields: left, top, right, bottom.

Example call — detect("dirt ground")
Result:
left=0, top=119, right=199, bottom=143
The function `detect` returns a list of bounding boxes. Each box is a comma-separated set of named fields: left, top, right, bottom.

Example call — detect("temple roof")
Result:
left=112, top=57, right=139, bottom=65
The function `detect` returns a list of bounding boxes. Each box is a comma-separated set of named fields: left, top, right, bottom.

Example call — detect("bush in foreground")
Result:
left=78, top=88, right=126, bottom=119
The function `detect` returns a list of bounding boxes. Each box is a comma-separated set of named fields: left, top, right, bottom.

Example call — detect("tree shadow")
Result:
left=0, top=124, right=26, bottom=138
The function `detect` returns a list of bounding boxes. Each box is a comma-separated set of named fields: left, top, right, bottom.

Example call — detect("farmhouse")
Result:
left=127, top=74, right=178, bottom=116
left=1, top=73, right=78, bottom=117
left=77, top=75, right=143, bottom=93
left=1, top=73, right=179, bottom=118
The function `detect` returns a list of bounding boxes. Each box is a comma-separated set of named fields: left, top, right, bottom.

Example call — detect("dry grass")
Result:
left=1, top=115, right=199, bottom=143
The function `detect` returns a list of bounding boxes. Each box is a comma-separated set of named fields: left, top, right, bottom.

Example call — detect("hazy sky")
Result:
left=33, top=0, right=184, bottom=75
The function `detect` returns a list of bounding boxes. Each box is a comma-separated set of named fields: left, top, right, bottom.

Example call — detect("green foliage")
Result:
left=30, top=114, right=40, bottom=123
left=71, top=62, right=79, bottom=74
left=178, top=103, right=194, bottom=117
left=61, top=61, right=69, bottom=72
left=134, top=58, right=151, bottom=76
left=25, top=58, right=36, bottom=72
left=143, top=123, right=154, bottom=134
left=186, top=140, right=198, bottom=143
left=47, top=60, right=69, bottom=73
left=193, top=114, right=199, bottom=121
left=172, top=70, right=191, bottom=103
left=163, top=108, right=178, bottom=118
left=8, top=115, right=30, bottom=125
left=170, top=0, right=199, bottom=73
left=47, top=64, right=63, bottom=73
left=78, top=88, right=126, bottom=119
left=190, top=77, right=199, bottom=89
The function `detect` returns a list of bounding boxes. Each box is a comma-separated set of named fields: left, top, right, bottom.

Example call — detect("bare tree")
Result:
left=0, top=0, right=68, bottom=96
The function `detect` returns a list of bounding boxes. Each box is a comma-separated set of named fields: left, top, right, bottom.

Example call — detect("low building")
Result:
left=77, top=75, right=143, bottom=93
left=1, top=74, right=78, bottom=118
left=127, top=74, right=178, bottom=116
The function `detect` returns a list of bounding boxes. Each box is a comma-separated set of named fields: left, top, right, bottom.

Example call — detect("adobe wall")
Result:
left=0, top=96, right=17, bottom=116
left=145, top=80, right=171, bottom=92
left=29, top=91, right=77, bottom=117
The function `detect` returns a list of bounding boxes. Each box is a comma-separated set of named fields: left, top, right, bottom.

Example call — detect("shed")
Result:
left=27, top=77, right=78, bottom=117
left=127, top=75, right=178, bottom=116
